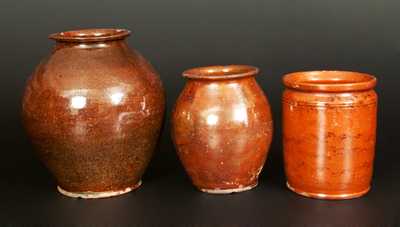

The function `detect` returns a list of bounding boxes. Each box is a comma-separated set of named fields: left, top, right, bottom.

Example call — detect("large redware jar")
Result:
left=22, top=29, right=165, bottom=199
left=282, top=71, right=377, bottom=200
left=172, top=65, right=273, bottom=194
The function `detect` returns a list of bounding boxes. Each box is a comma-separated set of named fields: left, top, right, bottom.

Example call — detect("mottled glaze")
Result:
left=172, top=65, right=273, bottom=194
left=282, top=71, right=377, bottom=200
left=22, top=29, right=165, bottom=198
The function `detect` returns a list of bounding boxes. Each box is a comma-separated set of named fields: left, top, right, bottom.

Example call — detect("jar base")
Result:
left=57, top=180, right=142, bottom=199
left=199, top=182, right=258, bottom=194
left=286, top=182, right=370, bottom=200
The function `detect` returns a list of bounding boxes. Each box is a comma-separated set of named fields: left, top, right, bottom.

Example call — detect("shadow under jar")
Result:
left=282, top=71, right=377, bottom=200
left=22, top=29, right=165, bottom=199
left=172, top=65, right=273, bottom=194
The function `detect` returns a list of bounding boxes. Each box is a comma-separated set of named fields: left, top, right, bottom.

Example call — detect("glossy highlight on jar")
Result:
left=22, top=28, right=165, bottom=199
left=282, top=71, right=377, bottom=200
left=172, top=65, right=273, bottom=194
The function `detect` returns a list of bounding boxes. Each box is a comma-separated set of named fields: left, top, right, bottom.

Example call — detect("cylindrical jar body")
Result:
left=172, top=65, right=273, bottom=194
left=282, top=71, right=377, bottom=200
left=22, top=29, right=165, bottom=198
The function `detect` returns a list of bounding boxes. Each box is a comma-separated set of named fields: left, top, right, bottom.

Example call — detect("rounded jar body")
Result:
left=172, top=65, right=273, bottom=194
left=22, top=29, right=165, bottom=198
left=282, top=71, right=377, bottom=200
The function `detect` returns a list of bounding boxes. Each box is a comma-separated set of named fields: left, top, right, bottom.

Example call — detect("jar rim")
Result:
left=48, top=28, right=130, bottom=42
left=183, top=65, right=259, bottom=80
left=283, top=70, right=377, bottom=92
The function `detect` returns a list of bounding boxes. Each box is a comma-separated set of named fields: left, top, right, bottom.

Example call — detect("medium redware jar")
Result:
left=282, top=71, right=377, bottom=200
left=22, top=29, right=165, bottom=198
left=172, top=65, right=273, bottom=194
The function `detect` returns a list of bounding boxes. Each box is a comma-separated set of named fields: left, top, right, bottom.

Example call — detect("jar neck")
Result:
left=183, top=65, right=259, bottom=80
left=54, top=39, right=127, bottom=50
left=49, top=28, right=130, bottom=50
left=49, top=28, right=130, bottom=42
left=185, top=77, right=258, bottom=92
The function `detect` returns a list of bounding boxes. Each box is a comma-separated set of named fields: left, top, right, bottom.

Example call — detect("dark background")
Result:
left=1, top=0, right=399, bottom=226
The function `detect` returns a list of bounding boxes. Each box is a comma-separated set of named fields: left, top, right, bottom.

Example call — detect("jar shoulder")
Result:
left=29, top=44, right=161, bottom=89
left=172, top=78, right=272, bottom=125
left=22, top=44, right=165, bottom=119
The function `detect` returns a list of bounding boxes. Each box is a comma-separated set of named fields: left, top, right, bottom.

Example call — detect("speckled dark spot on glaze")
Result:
left=22, top=29, right=165, bottom=198
left=282, top=71, right=377, bottom=200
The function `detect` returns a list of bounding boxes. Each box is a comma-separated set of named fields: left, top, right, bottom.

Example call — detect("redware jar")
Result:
left=22, top=29, right=165, bottom=198
left=172, top=65, right=273, bottom=194
left=282, top=71, right=377, bottom=200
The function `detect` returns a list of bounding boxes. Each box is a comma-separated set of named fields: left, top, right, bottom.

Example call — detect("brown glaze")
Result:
left=282, top=71, right=377, bottom=200
left=172, top=65, right=273, bottom=194
left=22, top=28, right=165, bottom=198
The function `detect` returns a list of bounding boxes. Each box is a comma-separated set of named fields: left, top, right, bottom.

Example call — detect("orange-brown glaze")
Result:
left=22, top=29, right=165, bottom=198
left=172, top=65, right=273, bottom=194
left=282, top=71, right=377, bottom=200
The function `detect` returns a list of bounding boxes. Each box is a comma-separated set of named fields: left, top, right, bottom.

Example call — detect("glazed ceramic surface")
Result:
left=282, top=71, right=377, bottom=200
left=22, top=29, right=165, bottom=198
left=172, top=65, right=273, bottom=194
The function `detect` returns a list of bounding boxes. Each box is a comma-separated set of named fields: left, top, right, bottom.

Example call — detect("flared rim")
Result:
left=283, top=70, right=377, bottom=92
left=183, top=65, right=259, bottom=80
left=49, top=28, right=130, bottom=42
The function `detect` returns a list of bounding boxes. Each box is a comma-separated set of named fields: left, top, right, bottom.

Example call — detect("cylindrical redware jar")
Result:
left=282, top=71, right=377, bottom=200
left=172, top=65, right=273, bottom=194
left=22, top=29, right=165, bottom=199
